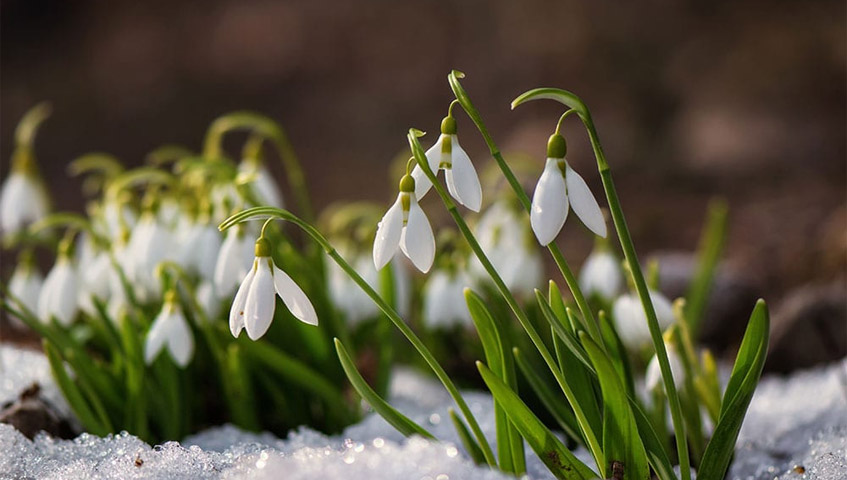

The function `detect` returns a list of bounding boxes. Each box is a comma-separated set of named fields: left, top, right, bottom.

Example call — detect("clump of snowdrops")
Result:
left=2, top=72, right=768, bottom=480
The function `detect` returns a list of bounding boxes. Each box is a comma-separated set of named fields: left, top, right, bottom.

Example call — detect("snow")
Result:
left=1, top=343, right=845, bottom=479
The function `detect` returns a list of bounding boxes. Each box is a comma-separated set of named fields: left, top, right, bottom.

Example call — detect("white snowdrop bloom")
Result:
left=373, top=175, right=436, bottom=274
left=411, top=116, right=481, bottom=211
left=612, top=289, right=676, bottom=351
left=179, top=221, right=222, bottom=279
left=645, top=342, right=686, bottom=394
left=210, top=183, right=242, bottom=220
left=530, top=134, right=606, bottom=246
left=214, top=226, right=255, bottom=297
left=579, top=248, right=623, bottom=300
left=126, top=213, right=173, bottom=301
left=156, top=198, right=182, bottom=229
left=0, top=170, right=49, bottom=234
left=8, top=260, right=43, bottom=325
left=239, top=160, right=284, bottom=208
left=327, top=245, right=410, bottom=326
left=78, top=251, right=113, bottom=315
left=144, top=293, right=194, bottom=367
left=196, top=280, right=220, bottom=320
left=37, top=254, right=79, bottom=326
left=471, top=201, right=542, bottom=297
left=229, top=238, right=318, bottom=340
left=100, top=200, right=136, bottom=238
left=423, top=270, right=474, bottom=329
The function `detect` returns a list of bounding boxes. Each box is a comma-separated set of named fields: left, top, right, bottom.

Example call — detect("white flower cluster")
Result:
left=5, top=152, right=288, bottom=368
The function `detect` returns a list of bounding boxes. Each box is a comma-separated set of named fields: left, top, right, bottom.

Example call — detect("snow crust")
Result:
left=1, top=343, right=844, bottom=480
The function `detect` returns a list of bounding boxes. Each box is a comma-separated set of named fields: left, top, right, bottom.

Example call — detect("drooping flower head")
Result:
left=229, top=237, right=318, bottom=340
left=579, top=239, right=623, bottom=301
left=144, top=289, right=194, bottom=368
left=37, top=237, right=79, bottom=326
left=214, top=224, right=256, bottom=297
left=7, top=250, right=43, bottom=327
left=530, top=132, right=606, bottom=245
left=373, top=172, right=436, bottom=273
left=612, top=288, right=676, bottom=352
left=0, top=104, right=52, bottom=235
left=422, top=269, right=475, bottom=330
left=411, top=104, right=482, bottom=211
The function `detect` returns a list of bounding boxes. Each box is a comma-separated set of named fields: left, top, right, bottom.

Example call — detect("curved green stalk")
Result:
left=219, top=206, right=497, bottom=467
left=447, top=70, right=604, bottom=348
left=203, top=111, right=313, bottom=222
left=408, top=129, right=606, bottom=475
left=512, top=87, right=691, bottom=480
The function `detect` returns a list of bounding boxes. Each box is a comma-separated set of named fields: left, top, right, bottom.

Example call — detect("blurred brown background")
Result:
left=2, top=0, right=845, bottom=368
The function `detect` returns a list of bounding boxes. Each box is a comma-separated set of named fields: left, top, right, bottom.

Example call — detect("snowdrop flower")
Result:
left=422, top=270, right=474, bottom=329
left=0, top=167, right=49, bottom=235
left=196, top=280, right=220, bottom=319
left=411, top=111, right=481, bottom=211
left=214, top=226, right=255, bottom=297
left=239, top=158, right=284, bottom=208
left=579, top=244, right=623, bottom=300
left=8, top=253, right=43, bottom=326
left=530, top=133, right=606, bottom=245
left=229, top=237, right=318, bottom=340
left=125, top=211, right=173, bottom=301
left=373, top=174, right=435, bottom=273
left=37, top=243, right=79, bottom=326
left=144, top=291, right=194, bottom=367
left=612, top=289, right=676, bottom=351
left=471, top=201, right=542, bottom=296
left=645, top=342, right=686, bottom=394
left=78, top=251, right=113, bottom=315
left=179, top=220, right=222, bottom=279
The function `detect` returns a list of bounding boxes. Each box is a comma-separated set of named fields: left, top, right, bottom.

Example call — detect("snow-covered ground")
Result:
left=1, top=344, right=845, bottom=479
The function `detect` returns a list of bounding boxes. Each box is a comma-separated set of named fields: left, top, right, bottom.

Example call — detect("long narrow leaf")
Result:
left=335, top=339, right=434, bottom=439
left=448, top=408, right=487, bottom=465
left=477, top=361, right=597, bottom=480
left=43, top=340, right=108, bottom=436
left=580, top=332, right=650, bottom=480
left=698, top=300, right=769, bottom=480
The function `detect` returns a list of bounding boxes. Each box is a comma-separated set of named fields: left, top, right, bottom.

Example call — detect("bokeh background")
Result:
left=2, top=0, right=845, bottom=370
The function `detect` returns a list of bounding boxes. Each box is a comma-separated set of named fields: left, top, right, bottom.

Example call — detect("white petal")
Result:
left=0, top=173, right=48, bottom=233
left=165, top=311, right=194, bottom=368
left=399, top=196, right=435, bottom=273
left=565, top=163, right=606, bottom=238
left=650, top=290, right=676, bottom=331
left=372, top=195, right=404, bottom=270
left=579, top=251, right=622, bottom=299
left=645, top=343, right=685, bottom=393
left=144, top=307, right=172, bottom=364
left=196, top=280, right=220, bottom=319
left=412, top=136, right=446, bottom=199
left=613, top=294, right=652, bottom=351
left=229, top=262, right=257, bottom=337
left=250, top=164, right=285, bottom=208
left=243, top=258, right=276, bottom=340
left=9, top=266, right=43, bottom=314
left=530, top=158, right=568, bottom=245
left=445, top=136, right=482, bottom=212
left=273, top=266, right=318, bottom=326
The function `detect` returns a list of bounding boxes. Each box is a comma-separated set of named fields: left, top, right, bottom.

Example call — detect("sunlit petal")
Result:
left=399, top=196, right=435, bottom=273
left=166, top=310, right=194, bottom=368
left=273, top=266, right=318, bottom=326
left=530, top=158, right=568, bottom=245
left=565, top=163, right=606, bottom=238
left=243, top=258, right=276, bottom=340
left=229, top=261, right=257, bottom=337
left=446, top=136, right=482, bottom=212
left=373, top=195, right=404, bottom=270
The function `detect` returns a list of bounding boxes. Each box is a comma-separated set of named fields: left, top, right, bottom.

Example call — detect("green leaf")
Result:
left=335, top=339, right=434, bottom=439
left=698, top=300, right=769, bottom=480
left=684, top=199, right=728, bottom=337
left=465, top=289, right=524, bottom=473
left=534, top=291, right=594, bottom=373
left=448, top=408, right=487, bottom=465
left=580, top=332, right=650, bottom=480
left=477, top=361, right=597, bottom=480
left=597, top=310, right=635, bottom=397
left=44, top=340, right=108, bottom=436
left=513, top=346, right=582, bottom=443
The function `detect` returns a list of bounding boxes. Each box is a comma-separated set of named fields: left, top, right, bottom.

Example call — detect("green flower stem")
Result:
left=511, top=87, right=691, bottom=480
left=408, top=130, right=606, bottom=476
left=447, top=71, right=605, bottom=349
left=203, top=111, right=314, bottom=222
left=219, top=207, right=497, bottom=467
